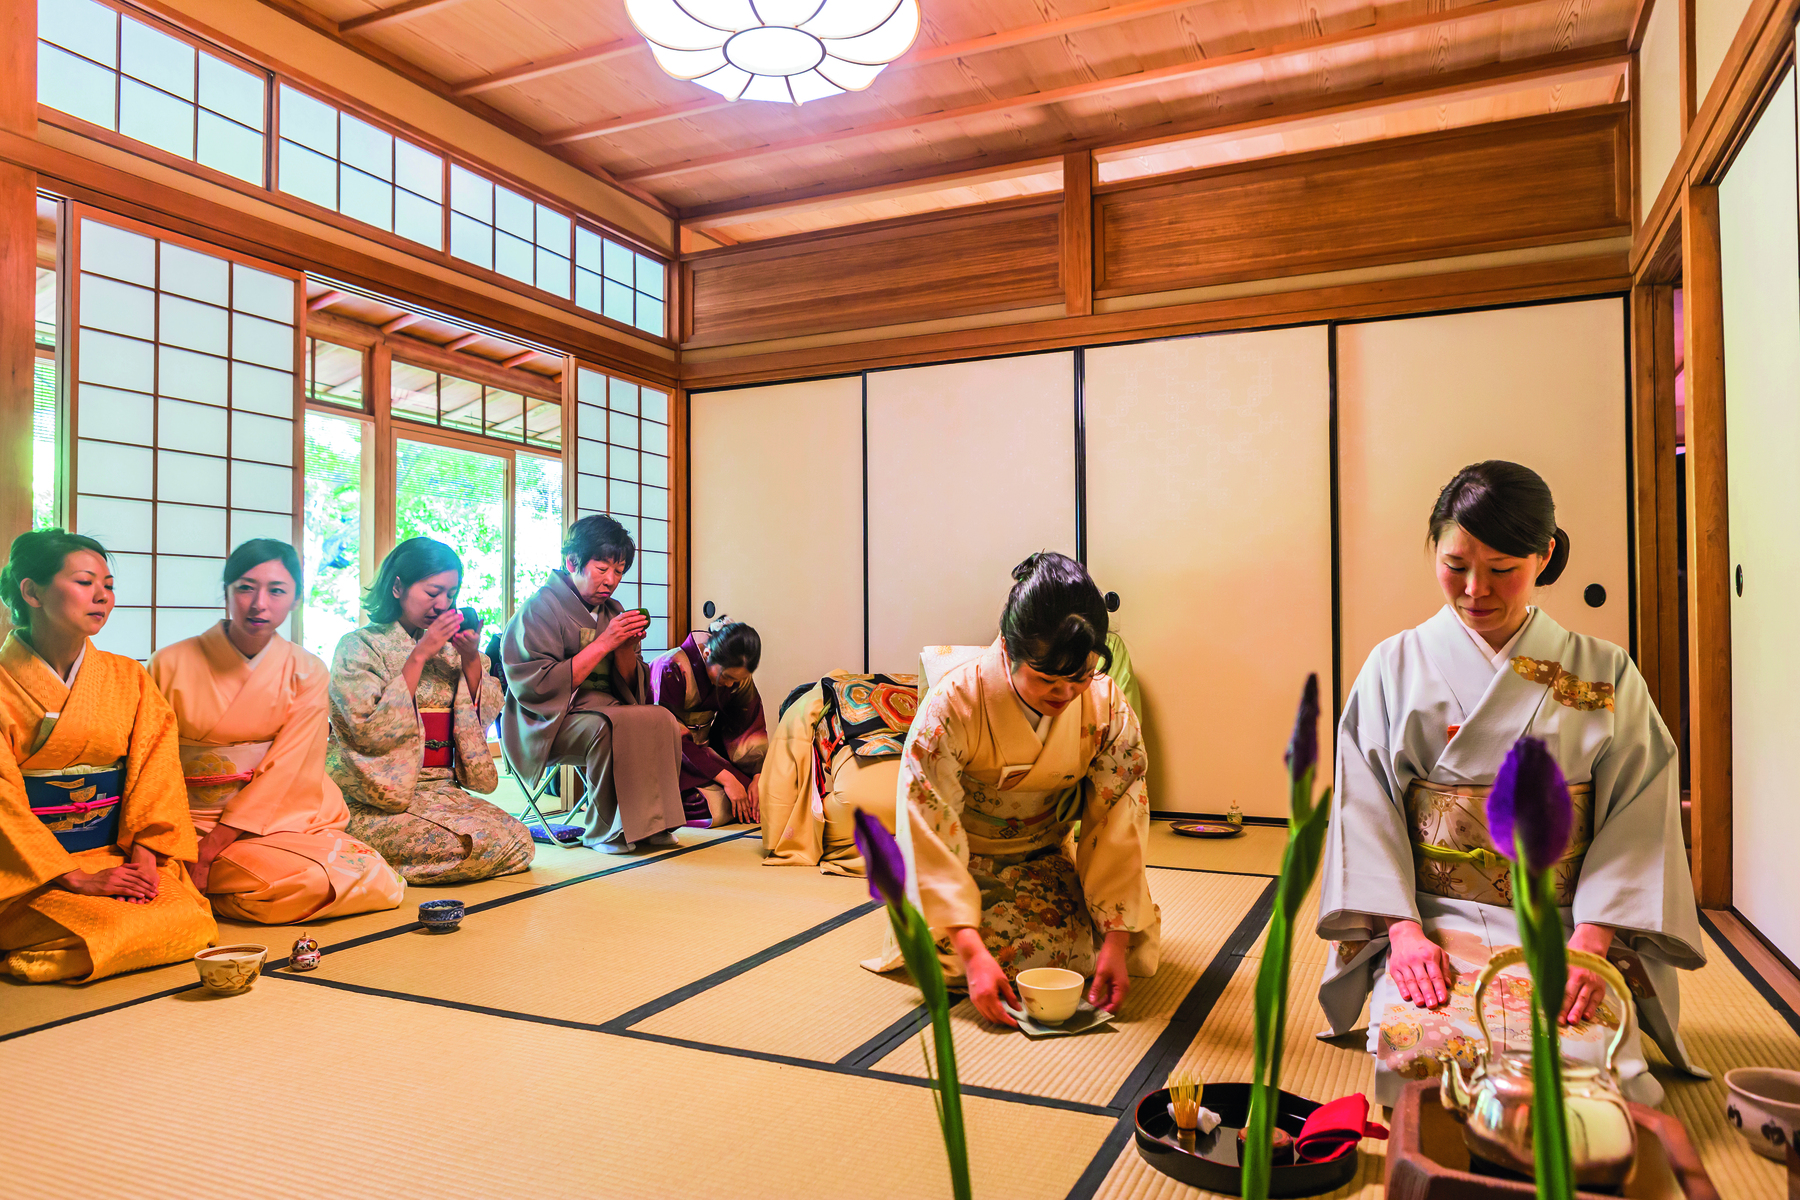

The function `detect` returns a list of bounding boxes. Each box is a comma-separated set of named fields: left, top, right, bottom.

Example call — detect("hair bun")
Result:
left=1536, top=525, right=1572, bottom=587
left=1011, top=553, right=1044, bottom=584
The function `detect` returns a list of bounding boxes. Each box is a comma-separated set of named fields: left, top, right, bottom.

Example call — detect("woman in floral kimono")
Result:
left=875, top=552, right=1159, bottom=1028
left=327, top=538, right=533, bottom=885
left=651, top=620, right=768, bottom=828
left=149, top=540, right=404, bottom=923
left=1319, top=461, right=1705, bottom=1105
left=0, top=530, right=215, bottom=982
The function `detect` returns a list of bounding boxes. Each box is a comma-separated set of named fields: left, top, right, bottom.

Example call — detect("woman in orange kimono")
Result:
left=148, top=540, right=405, bottom=924
left=0, top=530, right=215, bottom=983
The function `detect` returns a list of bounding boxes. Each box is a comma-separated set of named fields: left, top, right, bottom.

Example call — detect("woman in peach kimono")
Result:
left=874, top=553, right=1159, bottom=1028
left=148, top=540, right=404, bottom=924
left=0, top=530, right=215, bottom=982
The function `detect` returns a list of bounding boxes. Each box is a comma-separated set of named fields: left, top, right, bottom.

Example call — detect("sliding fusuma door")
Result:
left=1336, top=299, right=1631, bottom=697
left=1720, top=68, right=1800, bottom=966
left=864, top=353, right=1077, bottom=674
left=688, top=377, right=865, bottom=720
left=1085, top=327, right=1333, bottom=816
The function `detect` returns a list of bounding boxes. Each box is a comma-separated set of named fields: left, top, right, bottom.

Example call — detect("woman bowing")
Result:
left=1318, top=460, right=1706, bottom=1105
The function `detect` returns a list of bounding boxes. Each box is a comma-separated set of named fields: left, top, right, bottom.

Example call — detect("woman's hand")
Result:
left=128, top=842, right=162, bottom=900
left=951, top=927, right=1018, bottom=1028
left=717, top=772, right=752, bottom=824
left=745, top=773, right=761, bottom=825
left=413, top=609, right=464, bottom=662
left=1089, top=930, right=1132, bottom=1013
left=450, top=625, right=482, bottom=667
left=58, top=865, right=158, bottom=901
left=189, top=824, right=243, bottom=893
left=598, top=609, right=650, bottom=656
left=1562, top=924, right=1616, bottom=1025
left=1386, top=919, right=1453, bottom=1008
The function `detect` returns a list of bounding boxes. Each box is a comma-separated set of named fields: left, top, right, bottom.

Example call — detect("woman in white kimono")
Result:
left=874, top=552, right=1159, bottom=1029
left=1319, top=460, right=1705, bottom=1106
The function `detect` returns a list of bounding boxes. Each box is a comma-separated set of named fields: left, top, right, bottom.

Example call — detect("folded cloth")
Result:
left=527, top=822, right=583, bottom=845
left=1000, top=1000, right=1119, bottom=1039
left=1294, top=1094, right=1389, bottom=1162
left=1166, top=1103, right=1223, bottom=1134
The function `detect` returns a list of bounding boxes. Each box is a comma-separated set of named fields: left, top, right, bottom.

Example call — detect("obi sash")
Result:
left=179, top=740, right=272, bottom=811
left=421, top=708, right=454, bottom=768
left=1405, top=778, right=1595, bottom=906
left=23, top=760, right=125, bottom=853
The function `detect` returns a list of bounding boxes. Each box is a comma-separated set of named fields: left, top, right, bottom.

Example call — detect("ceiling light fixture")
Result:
left=625, top=0, right=921, bottom=105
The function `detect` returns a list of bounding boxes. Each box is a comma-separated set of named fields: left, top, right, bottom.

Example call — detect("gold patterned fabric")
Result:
left=1508, top=657, right=1616, bottom=711
left=1405, top=779, right=1593, bottom=906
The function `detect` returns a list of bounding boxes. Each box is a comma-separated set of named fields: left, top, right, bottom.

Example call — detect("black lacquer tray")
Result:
left=1133, top=1083, right=1361, bottom=1197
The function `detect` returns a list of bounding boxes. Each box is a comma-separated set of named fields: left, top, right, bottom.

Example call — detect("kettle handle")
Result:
left=1472, top=946, right=1635, bottom=1073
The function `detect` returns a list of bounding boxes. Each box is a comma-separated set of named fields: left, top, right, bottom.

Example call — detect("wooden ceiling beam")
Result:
left=380, top=312, right=424, bottom=334
left=451, top=37, right=641, bottom=96
left=676, top=44, right=1629, bottom=224
left=307, top=289, right=346, bottom=311
left=501, top=350, right=541, bottom=368
left=545, top=97, right=736, bottom=146
left=444, top=332, right=485, bottom=350
left=620, top=0, right=1574, bottom=183
left=340, top=0, right=471, bottom=35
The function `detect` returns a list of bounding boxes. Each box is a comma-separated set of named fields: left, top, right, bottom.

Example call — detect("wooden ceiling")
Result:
left=272, top=0, right=1636, bottom=237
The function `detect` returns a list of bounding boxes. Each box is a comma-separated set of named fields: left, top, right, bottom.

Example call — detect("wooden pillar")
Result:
left=1630, top=282, right=1682, bottom=728
left=1677, top=0, right=1698, bottom=131
left=670, top=385, right=689, bottom=640
left=0, top=0, right=37, bottom=577
left=1681, top=183, right=1732, bottom=907
left=1061, top=150, right=1093, bottom=318
left=370, top=341, right=396, bottom=564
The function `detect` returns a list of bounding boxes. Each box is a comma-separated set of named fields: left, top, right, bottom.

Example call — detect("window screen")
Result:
left=573, top=368, right=670, bottom=656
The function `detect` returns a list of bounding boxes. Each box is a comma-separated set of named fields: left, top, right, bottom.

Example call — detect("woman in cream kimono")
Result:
left=327, top=537, right=533, bottom=885
left=148, top=540, right=404, bottom=924
left=875, top=552, right=1159, bottom=1028
left=0, top=530, right=215, bottom=982
left=1320, top=461, right=1705, bottom=1105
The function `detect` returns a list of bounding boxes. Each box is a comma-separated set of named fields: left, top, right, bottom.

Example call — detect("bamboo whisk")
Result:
left=1168, top=1069, right=1204, bottom=1129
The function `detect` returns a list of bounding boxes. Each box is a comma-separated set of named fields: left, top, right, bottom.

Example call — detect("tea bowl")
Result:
left=1725, top=1068, right=1800, bottom=1161
left=194, top=944, right=269, bottom=995
left=1016, top=967, right=1084, bottom=1026
left=419, top=899, right=465, bottom=932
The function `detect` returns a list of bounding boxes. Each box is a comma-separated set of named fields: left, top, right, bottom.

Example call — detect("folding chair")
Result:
left=503, top=743, right=587, bottom=846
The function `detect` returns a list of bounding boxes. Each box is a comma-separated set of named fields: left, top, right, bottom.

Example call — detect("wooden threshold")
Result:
left=1705, top=909, right=1800, bottom=1020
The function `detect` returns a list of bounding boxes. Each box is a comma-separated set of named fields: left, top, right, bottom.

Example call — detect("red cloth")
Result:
left=1294, top=1094, right=1388, bottom=1162
left=420, top=710, right=454, bottom=768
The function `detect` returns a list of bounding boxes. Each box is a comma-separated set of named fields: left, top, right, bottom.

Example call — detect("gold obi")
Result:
left=1405, top=779, right=1594, bottom=907
left=179, top=740, right=273, bottom=811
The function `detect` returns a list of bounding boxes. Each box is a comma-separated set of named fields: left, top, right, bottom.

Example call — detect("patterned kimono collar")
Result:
left=1418, top=605, right=1575, bottom=786
left=969, top=639, right=1096, bottom=792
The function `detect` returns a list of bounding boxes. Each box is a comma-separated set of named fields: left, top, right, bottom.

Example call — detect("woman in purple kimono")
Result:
left=651, top=621, right=768, bottom=827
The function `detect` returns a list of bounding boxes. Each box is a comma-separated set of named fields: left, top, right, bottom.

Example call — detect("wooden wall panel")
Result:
left=686, top=201, right=1063, bottom=347
left=1094, top=110, right=1630, bottom=296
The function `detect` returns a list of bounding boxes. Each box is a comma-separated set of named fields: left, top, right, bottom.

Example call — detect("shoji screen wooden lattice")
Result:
left=68, top=209, right=301, bottom=659
left=571, top=366, right=673, bottom=657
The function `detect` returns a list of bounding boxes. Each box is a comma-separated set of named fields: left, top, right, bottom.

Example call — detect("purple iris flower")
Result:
left=854, top=808, right=907, bottom=910
left=1284, top=673, right=1320, bottom=780
left=1487, top=736, right=1574, bottom=875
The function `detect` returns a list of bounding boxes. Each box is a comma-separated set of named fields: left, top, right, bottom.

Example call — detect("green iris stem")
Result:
left=1511, top=837, right=1575, bottom=1200
left=887, top=899, right=971, bottom=1200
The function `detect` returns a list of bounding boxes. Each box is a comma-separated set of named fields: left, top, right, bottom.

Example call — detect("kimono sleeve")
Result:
left=899, top=694, right=983, bottom=931
left=219, top=654, right=331, bottom=836
left=119, top=666, right=199, bottom=863
left=501, top=596, right=576, bottom=713
left=449, top=656, right=503, bottom=795
left=1073, top=681, right=1153, bottom=935
left=0, top=736, right=80, bottom=906
left=328, top=630, right=421, bottom=813
left=1575, top=655, right=1705, bottom=968
left=1318, top=644, right=1422, bottom=938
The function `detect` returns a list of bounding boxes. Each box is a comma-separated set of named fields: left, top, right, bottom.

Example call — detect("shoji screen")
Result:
left=689, top=377, right=864, bottom=720
left=1720, top=69, right=1800, bottom=966
left=1086, top=327, right=1333, bottom=816
left=69, top=213, right=300, bottom=658
left=865, top=353, right=1076, bottom=673
left=572, top=367, right=673, bottom=656
left=1336, top=299, right=1630, bottom=695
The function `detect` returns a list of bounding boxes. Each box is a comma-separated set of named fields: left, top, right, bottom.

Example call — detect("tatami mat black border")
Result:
left=1063, top=877, right=1281, bottom=1200
left=1698, top=911, right=1800, bottom=1039
left=839, top=1004, right=932, bottom=1068
left=0, top=828, right=755, bottom=1044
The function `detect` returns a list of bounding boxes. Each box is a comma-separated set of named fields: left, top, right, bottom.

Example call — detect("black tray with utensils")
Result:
left=1134, top=1083, right=1360, bottom=1197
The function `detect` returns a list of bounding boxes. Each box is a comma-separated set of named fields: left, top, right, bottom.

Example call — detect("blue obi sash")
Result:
left=23, top=762, right=125, bottom=853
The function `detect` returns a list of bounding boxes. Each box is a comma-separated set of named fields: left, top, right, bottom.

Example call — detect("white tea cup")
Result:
left=1016, top=967, right=1084, bottom=1025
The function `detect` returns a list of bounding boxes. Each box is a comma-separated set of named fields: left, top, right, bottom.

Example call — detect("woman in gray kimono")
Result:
left=326, top=537, right=534, bottom=884
left=1319, top=461, right=1705, bottom=1105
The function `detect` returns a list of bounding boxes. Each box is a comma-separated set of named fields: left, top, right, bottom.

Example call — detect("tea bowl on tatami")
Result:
left=1725, top=1067, right=1800, bottom=1160
left=194, top=944, right=268, bottom=995
left=1016, top=967, right=1085, bottom=1025
left=418, top=899, right=465, bottom=931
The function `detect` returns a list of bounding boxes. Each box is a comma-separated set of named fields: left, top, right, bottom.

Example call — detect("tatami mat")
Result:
left=0, top=827, right=745, bottom=1039
left=873, top=870, right=1274, bottom=1107
left=0, top=976, right=1116, bottom=1200
left=1146, top=822, right=1286, bottom=876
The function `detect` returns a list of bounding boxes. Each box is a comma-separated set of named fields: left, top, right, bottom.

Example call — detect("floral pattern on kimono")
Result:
left=875, top=639, right=1159, bottom=981
left=326, top=623, right=533, bottom=885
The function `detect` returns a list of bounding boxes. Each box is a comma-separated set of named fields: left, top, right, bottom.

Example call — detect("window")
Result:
left=395, top=438, right=507, bottom=628
left=71, top=215, right=298, bottom=658
left=388, top=359, right=562, bottom=449
left=38, top=0, right=267, bottom=184
left=305, top=337, right=365, bottom=409
left=573, top=368, right=670, bottom=656
left=514, top=453, right=565, bottom=599
left=301, top=410, right=365, bottom=660
left=577, top=227, right=666, bottom=337
left=278, top=85, right=444, bottom=249
left=449, top=165, right=572, bottom=297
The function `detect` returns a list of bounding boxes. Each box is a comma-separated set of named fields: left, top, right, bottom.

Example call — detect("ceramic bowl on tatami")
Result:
left=1016, top=967, right=1084, bottom=1026
left=1725, top=1067, right=1800, bottom=1160
left=194, top=944, right=268, bottom=995
left=418, top=899, right=465, bottom=931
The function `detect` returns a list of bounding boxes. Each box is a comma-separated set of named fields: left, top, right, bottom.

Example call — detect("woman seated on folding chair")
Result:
left=651, top=618, right=767, bottom=828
